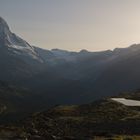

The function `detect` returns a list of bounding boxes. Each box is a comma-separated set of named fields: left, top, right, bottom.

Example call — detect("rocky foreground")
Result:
left=0, top=95, right=140, bottom=140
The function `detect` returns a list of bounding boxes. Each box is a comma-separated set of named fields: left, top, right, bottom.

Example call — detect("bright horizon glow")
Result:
left=1, top=0, right=140, bottom=51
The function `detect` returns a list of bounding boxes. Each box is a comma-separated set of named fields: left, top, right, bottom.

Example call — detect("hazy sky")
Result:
left=1, top=0, right=140, bottom=51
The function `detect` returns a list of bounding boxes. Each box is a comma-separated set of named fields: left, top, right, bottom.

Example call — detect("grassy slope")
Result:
left=21, top=98, right=140, bottom=139
left=0, top=89, right=140, bottom=139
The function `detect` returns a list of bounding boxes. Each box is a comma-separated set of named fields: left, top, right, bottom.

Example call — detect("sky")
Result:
left=1, top=0, right=140, bottom=51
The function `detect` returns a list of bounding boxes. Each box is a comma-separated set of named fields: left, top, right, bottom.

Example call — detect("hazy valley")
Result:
left=0, top=17, right=140, bottom=139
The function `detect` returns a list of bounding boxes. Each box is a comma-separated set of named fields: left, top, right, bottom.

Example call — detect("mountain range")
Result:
left=1, top=16, right=140, bottom=108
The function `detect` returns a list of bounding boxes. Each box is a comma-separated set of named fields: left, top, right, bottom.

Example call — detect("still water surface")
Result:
left=111, top=98, right=140, bottom=106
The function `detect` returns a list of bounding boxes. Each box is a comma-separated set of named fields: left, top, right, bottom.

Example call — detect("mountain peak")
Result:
left=0, top=17, right=10, bottom=35
left=0, top=17, right=42, bottom=62
left=0, top=17, right=8, bottom=25
left=79, top=49, right=89, bottom=53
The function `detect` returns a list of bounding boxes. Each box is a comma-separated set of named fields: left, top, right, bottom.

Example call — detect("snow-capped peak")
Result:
left=0, top=17, right=43, bottom=62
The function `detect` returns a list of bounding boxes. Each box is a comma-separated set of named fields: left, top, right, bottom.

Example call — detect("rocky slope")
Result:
left=0, top=92, right=139, bottom=140
left=24, top=100, right=140, bottom=139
